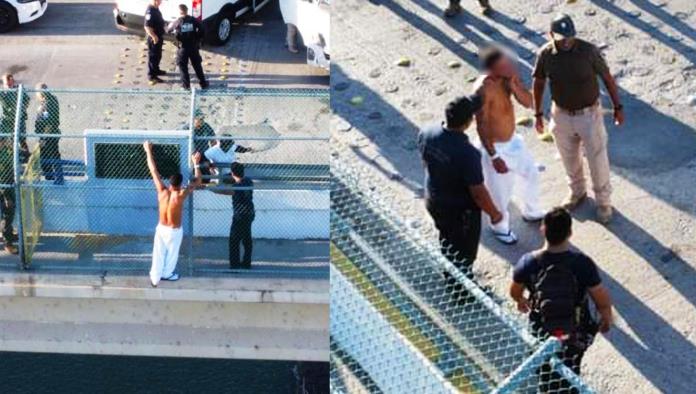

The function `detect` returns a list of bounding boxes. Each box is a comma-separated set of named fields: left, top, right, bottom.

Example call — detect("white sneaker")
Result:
left=161, top=273, right=180, bottom=281
left=491, top=229, right=518, bottom=245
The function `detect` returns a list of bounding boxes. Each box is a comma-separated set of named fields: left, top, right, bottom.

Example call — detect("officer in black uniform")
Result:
left=167, top=4, right=209, bottom=90
left=144, top=0, right=166, bottom=84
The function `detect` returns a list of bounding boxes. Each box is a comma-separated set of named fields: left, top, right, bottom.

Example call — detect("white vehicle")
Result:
left=114, top=0, right=271, bottom=46
left=0, top=0, right=47, bottom=33
left=280, top=0, right=330, bottom=69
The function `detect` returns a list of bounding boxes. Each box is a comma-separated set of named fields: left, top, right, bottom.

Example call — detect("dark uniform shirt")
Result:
left=35, top=93, right=60, bottom=135
left=417, top=123, right=483, bottom=210
left=169, top=15, right=204, bottom=50
left=0, top=145, right=13, bottom=185
left=0, top=89, right=30, bottom=133
left=144, top=5, right=165, bottom=38
left=232, top=177, right=255, bottom=217
left=533, top=39, right=610, bottom=111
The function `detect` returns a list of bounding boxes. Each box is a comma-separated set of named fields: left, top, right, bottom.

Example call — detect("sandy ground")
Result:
left=332, top=0, right=696, bottom=392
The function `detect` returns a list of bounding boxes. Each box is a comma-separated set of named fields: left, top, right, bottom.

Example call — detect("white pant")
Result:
left=150, top=224, right=183, bottom=285
left=481, top=133, right=543, bottom=233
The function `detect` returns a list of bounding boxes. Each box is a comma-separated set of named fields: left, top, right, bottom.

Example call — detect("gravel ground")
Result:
left=331, top=0, right=696, bottom=392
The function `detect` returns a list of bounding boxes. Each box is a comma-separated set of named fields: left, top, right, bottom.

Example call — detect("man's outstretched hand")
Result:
left=143, top=140, right=153, bottom=153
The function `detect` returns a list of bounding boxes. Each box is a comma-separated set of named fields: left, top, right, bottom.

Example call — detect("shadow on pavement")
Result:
left=591, top=0, right=696, bottom=65
left=600, top=270, right=695, bottom=393
left=572, top=206, right=696, bottom=310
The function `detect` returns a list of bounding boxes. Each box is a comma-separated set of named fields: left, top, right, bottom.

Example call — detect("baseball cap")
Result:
left=551, top=14, right=576, bottom=38
left=445, top=95, right=483, bottom=128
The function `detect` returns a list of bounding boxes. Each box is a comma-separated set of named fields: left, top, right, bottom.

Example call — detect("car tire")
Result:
left=206, top=11, right=233, bottom=46
left=0, top=1, right=19, bottom=33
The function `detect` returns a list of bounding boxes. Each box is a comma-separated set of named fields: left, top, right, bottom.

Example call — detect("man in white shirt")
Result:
left=204, top=134, right=252, bottom=178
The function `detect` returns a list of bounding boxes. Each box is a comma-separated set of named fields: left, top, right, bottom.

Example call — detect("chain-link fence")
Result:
left=329, top=159, right=594, bottom=394
left=0, top=86, right=329, bottom=278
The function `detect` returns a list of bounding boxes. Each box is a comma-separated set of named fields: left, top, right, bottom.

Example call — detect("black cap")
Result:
left=551, top=14, right=576, bottom=38
left=445, top=95, right=483, bottom=128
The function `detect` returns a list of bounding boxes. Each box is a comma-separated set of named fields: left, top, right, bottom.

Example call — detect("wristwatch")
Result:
left=490, top=152, right=500, bottom=160
left=614, top=104, right=624, bottom=111
left=534, top=112, right=544, bottom=118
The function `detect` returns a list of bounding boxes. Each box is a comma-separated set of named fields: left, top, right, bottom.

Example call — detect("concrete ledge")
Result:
left=0, top=320, right=328, bottom=361
left=0, top=272, right=329, bottom=304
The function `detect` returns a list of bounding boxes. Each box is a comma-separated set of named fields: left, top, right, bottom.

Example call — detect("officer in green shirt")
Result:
left=0, top=136, right=17, bottom=254
left=0, top=74, right=30, bottom=159
left=34, top=84, right=64, bottom=184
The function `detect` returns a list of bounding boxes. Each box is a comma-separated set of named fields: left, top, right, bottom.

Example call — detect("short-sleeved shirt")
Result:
left=230, top=177, right=254, bottom=217
left=145, top=5, right=165, bottom=37
left=417, top=122, right=483, bottom=210
left=513, top=249, right=602, bottom=302
left=533, top=39, right=610, bottom=111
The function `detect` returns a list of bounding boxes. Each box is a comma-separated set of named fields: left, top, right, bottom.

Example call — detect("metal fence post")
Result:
left=491, top=337, right=562, bottom=394
left=12, top=85, right=25, bottom=269
left=186, top=88, right=196, bottom=277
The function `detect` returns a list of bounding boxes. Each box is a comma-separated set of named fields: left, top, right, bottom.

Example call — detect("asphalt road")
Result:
left=0, top=0, right=328, bottom=89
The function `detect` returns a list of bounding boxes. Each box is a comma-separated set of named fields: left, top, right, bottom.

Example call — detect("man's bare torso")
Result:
left=158, top=189, right=186, bottom=228
left=476, top=75, right=516, bottom=143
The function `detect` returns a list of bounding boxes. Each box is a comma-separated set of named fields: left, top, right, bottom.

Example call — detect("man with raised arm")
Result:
left=474, top=46, right=545, bottom=245
left=143, top=141, right=202, bottom=287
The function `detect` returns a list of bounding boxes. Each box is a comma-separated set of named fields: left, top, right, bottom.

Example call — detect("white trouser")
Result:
left=150, top=224, right=183, bottom=285
left=481, top=133, right=543, bottom=233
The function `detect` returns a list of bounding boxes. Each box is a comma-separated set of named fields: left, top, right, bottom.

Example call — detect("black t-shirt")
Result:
left=513, top=249, right=602, bottom=301
left=417, top=123, right=483, bottom=210
left=231, top=177, right=254, bottom=216
left=145, top=5, right=165, bottom=37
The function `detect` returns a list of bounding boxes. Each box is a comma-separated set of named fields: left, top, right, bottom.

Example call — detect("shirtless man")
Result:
left=144, top=141, right=202, bottom=287
left=473, top=47, right=545, bottom=245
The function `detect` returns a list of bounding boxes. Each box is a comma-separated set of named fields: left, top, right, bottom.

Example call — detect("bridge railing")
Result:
left=329, top=158, right=594, bottom=393
left=0, top=87, right=329, bottom=278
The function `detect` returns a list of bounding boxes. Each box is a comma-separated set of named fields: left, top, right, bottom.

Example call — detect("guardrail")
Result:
left=0, top=86, right=329, bottom=278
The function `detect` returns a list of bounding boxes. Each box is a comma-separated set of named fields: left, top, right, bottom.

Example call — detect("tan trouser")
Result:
left=549, top=103, right=612, bottom=207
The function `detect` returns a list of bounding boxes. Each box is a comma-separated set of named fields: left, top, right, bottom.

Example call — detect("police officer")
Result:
left=144, top=0, right=166, bottom=84
left=167, top=4, right=209, bottom=90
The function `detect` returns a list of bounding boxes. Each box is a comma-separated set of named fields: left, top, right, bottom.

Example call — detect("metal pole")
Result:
left=12, top=85, right=25, bottom=269
left=491, top=337, right=562, bottom=394
left=186, top=88, right=196, bottom=277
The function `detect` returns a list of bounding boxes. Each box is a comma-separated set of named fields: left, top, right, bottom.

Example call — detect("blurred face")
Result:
left=490, top=54, right=516, bottom=78
left=152, top=0, right=162, bottom=7
left=2, top=76, right=15, bottom=89
left=194, top=117, right=203, bottom=129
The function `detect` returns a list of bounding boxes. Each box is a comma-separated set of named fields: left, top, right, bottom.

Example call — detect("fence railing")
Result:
left=0, top=86, right=329, bottom=278
left=329, top=158, right=595, bottom=393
